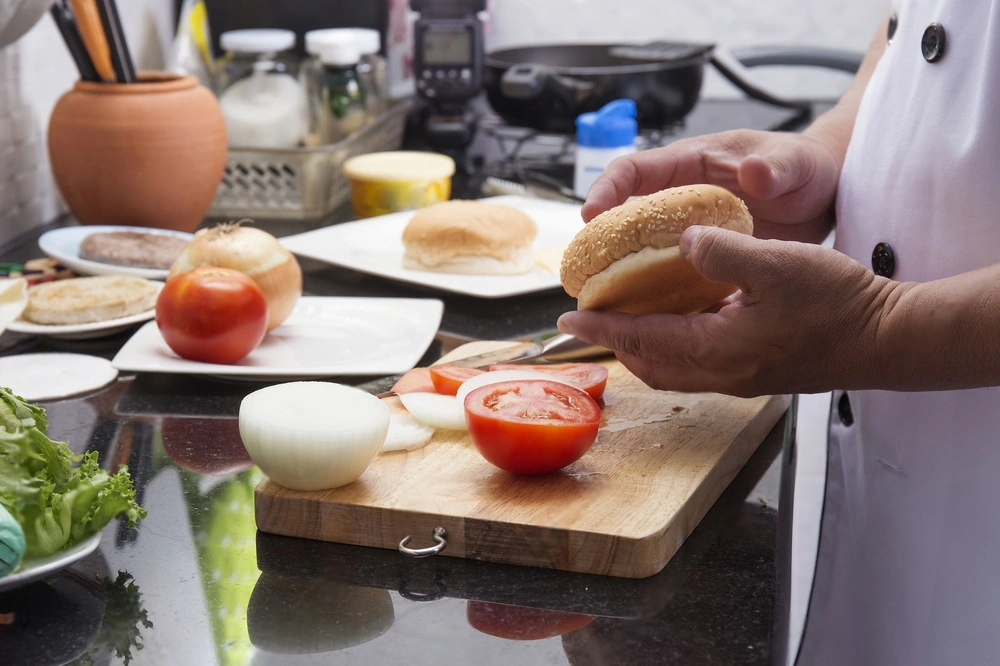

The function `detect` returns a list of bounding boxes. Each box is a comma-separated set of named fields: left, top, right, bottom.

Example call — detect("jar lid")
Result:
left=343, top=152, right=456, bottom=182
left=575, top=99, right=638, bottom=149
left=306, top=28, right=381, bottom=56
left=220, top=29, right=296, bottom=54
left=352, top=29, right=381, bottom=55
left=320, top=39, right=361, bottom=66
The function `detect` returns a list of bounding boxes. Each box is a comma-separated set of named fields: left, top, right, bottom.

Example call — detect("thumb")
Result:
left=738, top=149, right=811, bottom=201
left=680, top=226, right=775, bottom=291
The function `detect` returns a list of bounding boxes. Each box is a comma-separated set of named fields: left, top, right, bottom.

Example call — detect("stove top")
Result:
left=408, top=96, right=831, bottom=201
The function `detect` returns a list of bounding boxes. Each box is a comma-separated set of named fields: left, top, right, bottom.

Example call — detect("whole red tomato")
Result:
left=464, top=379, right=601, bottom=475
left=156, top=267, right=268, bottom=364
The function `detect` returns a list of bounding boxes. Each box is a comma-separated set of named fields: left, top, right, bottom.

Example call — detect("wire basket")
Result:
left=208, top=100, right=412, bottom=221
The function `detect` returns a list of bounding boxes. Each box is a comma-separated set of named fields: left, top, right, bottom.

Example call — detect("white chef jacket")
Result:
left=796, top=1, right=1000, bottom=664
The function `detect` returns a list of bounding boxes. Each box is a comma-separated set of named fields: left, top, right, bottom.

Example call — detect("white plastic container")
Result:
left=573, top=99, right=638, bottom=200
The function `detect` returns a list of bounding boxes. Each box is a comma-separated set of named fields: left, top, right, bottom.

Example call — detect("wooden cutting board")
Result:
left=255, top=341, right=790, bottom=579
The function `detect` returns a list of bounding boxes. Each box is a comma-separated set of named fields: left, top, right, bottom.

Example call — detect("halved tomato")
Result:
left=428, top=364, right=486, bottom=396
left=489, top=362, right=608, bottom=401
left=391, top=367, right=436, bottom=394
left=467, top=600, right=596, bottom=640
left=464, top=380, right=601, bottom=475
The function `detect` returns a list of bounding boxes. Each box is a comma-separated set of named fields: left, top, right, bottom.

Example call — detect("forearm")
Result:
left=875, top=265, right=1000, bottom=390
left=802, top=15, right=889, bottom=171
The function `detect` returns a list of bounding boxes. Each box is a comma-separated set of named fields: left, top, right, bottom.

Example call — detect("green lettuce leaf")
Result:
left=0, top=387, right=147, bottom=559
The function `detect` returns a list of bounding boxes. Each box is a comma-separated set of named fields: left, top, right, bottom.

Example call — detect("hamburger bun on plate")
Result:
left=560, top=184, right=753, bottom=315
left=402, top=200, right=538, bottom=275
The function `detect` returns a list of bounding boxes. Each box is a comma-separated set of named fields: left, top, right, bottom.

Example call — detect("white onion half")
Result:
left=397, top=392, right=467, bottom=431
left=381, top=412, right=436, bottom=452
left=239, top=381, right=389, bottom=491
left=455, top=369, right=573, bottom=405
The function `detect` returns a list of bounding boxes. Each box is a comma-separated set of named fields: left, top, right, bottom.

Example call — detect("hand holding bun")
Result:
left=560, top=184, right=753, bottom=315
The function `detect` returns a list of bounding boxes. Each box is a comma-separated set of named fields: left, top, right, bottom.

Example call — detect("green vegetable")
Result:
left=0, top=502, right=25, bottom=577
left=0, top=386, right=146, bottom=560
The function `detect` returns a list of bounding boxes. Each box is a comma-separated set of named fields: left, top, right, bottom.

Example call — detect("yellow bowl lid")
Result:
left=343, top=151, right=456, bottom=182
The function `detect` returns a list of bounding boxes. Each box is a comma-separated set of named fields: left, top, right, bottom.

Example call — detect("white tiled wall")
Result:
left=0, top=0, right=175, bottom=247
left=0, top=1, right=889, bottom=247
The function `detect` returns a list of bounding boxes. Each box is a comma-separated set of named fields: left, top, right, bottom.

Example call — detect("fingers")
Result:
left=680, top=227, right=784, bottom=296
left=738, top=145, right=814, bottom=202
left=558, top=310, right=701, bottom=365
left=580, top=143, right=707, bottom=222
left=581, top=131, right=834, bottom=228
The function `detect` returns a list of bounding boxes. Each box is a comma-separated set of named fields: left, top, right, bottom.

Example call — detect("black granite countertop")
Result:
left=0, top=98, right=814, bottom=666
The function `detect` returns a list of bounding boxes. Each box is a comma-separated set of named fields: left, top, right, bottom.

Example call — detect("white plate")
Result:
left=6, top=306, right=156, bottom=340
left=0, top=533, right=102, bottom=593
left=279, top=195, right=584, bottom=298
left=0, top=353, right=119, bottom=401
left=111, top=296, right=443, bottom=380
left=38, top=225, right=195, bottom=280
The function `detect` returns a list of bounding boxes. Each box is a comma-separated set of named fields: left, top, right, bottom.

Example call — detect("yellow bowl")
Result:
left=342, top=151, right=456, bottom=218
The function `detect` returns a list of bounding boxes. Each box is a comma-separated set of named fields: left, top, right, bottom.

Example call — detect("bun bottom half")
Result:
left=576, top=245, right=736, bottom=316
left=402, top=248, right=535, bottom=275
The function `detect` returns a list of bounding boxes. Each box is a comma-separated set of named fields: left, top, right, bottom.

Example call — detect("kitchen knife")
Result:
left=445, top=333, right=610, bottom=368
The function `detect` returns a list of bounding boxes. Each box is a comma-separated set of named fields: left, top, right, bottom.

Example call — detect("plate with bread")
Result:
left=6, top=275, right=162, bottom=340
left=279, top=195, right=584, bottom=298
left=38, top=225, right=194, bottom=280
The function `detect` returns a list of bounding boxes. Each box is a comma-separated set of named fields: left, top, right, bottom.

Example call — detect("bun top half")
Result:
left=402, top=200, right=538, bottom=265
left=560, top=184, right=753, bottom=297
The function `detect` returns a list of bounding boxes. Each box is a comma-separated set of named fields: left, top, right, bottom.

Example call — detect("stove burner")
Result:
left=476, top=114, right=686, bottom=188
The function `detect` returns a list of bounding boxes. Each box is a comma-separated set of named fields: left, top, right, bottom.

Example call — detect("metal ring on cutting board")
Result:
left=399, top=527, right=448, bottom=558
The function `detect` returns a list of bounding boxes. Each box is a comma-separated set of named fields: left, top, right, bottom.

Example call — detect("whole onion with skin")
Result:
left=168, top=220, right=302, bottom=331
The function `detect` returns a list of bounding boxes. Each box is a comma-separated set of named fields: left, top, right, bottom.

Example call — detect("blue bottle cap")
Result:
left=575, top=99, right=638, bottom=149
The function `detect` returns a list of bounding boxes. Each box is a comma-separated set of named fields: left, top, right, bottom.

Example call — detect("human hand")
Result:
left=557, top=226, right=898, bottom=398
left=582, top=130, right=841, bottom=244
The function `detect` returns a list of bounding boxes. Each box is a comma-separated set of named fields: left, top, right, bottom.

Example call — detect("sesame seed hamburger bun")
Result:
left=402, top=200, right=538, bottom=275
left=560, top=185, right=753, bottom=315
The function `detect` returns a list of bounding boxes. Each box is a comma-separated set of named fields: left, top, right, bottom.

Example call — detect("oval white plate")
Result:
left=0, top=532, right=102, bottom=593
left=7, top=280, right=163, bottom=340
left=0, top=353, right=119, bottom=401
left=38, top=225, right=195, bottom=280
left=7, top=307, right=157, bottom=340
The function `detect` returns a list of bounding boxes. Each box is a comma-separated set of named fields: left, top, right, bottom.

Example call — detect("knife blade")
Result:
left=446, top=333, right=610, bottom=369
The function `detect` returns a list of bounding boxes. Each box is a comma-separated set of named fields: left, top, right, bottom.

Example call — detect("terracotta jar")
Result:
left=47, top=72, right=227, bottom=233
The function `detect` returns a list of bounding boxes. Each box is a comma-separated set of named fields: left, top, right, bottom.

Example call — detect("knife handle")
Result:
left=68, top=0, right=115, bottom=82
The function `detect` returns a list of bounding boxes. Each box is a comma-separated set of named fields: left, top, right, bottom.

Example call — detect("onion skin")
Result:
left=169, top=221, right=302, bottom=331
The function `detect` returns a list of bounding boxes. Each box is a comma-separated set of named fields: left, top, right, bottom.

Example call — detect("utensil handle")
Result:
left=95, top=0, right=135, bottom=83
left=68, top=0, right=115, bottom=82
left=49, top=4, right=100, bottom=82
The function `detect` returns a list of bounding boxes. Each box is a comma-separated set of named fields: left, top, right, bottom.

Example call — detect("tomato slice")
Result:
left=489, top=362, right=608, bottom=401
left=464, top=380, right=601, bottom=475
left=428, top=364, right=486, bottom=396
left=466, top=600, right=596, bottom=640
left=391, top=367, right=437, bottom=394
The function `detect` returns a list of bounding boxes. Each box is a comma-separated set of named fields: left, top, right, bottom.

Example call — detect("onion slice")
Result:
left=398, top=392, right=467, bottom=431
left=381, top=412, right=436, bottom=452
left=456, top=369, right=573, bottom=405
left=239, top=381, right=389, bottom=491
